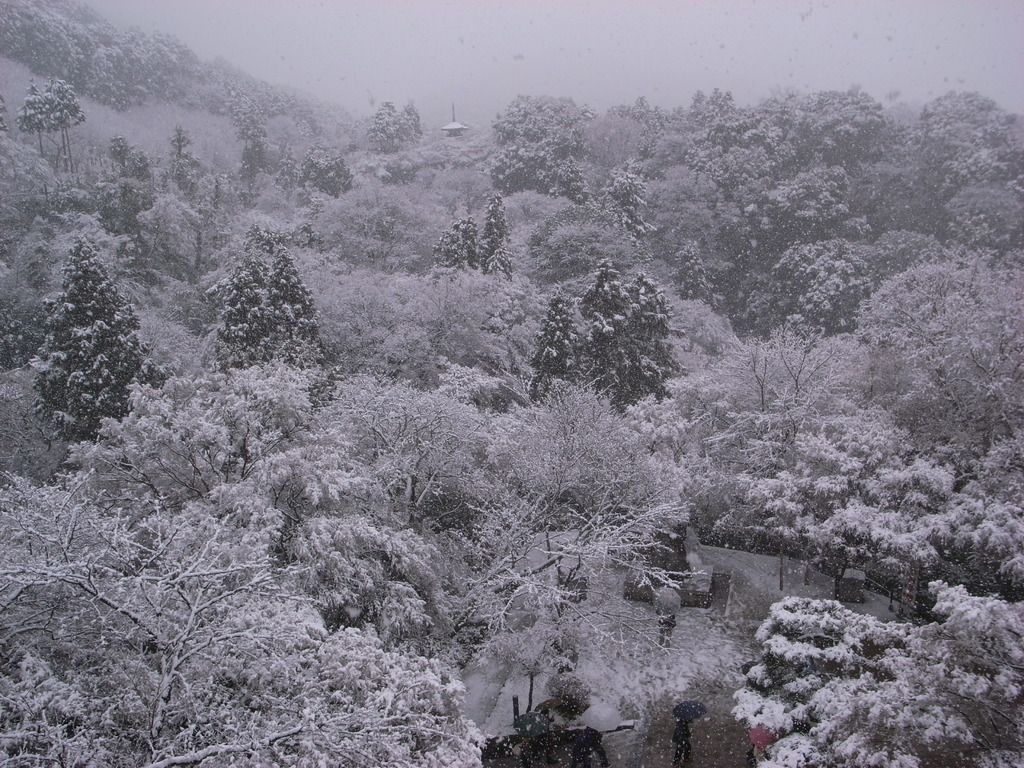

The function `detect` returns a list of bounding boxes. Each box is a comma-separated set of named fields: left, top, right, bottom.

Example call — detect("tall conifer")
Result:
left=267, top=249, right=322, bottom=367
left=529, top=292, right=579, bottom=401
left=33, top=241, right=151, bottom=441
left=433, top=218, right=479, bottom=270
left=214, top=228, right=321, bottom=369
left=578, top=262, right=677, bottom=409
left=481, top=194, right=513, bottom=278
left=213, top=253, right=273, bottom=370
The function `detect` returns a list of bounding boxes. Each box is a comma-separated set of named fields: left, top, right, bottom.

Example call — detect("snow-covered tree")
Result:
left=327, top=375, right=487, bottom=524
left=471, top=386, right=681, bottom=682
left=673, top=242, right=714, bottom=303
left=16, top=78, right=87, bottom=171
left=858, top=260, right=1024, bottom=465
left=618, top=272, right=679, bottom=404
left=96, top=136, right=155, bottom=242
left=758, top=166, right=852, bottom=252
left=793, top=90, right=887, bottom=169
left=300, top=146, right=353, bottom=198
left=16, top=81, right=48, bottom=156
left=366, top=100, right=422, bottom=153
left=266, top=247, right=323, bottom=367
left=2, top=363, right=484, bottom=766
left=44, top=77, right=84, bottom=172
left=741, top=409, right=950, bottom=586
left=434, top=218, right=480, bottom=270
left=735, top=586, right=1024, bottom=768
left=213, top=228, right=322, bottom=370
left=213, top=251, right=273, bottom=369
left=480, top=194, right=512, bottom=277
left=604, top=166, right=655, bottom=241
left=915, top=91, right=1024, bottom=203
left=578, top=260, right=633, bottom=399
left=167, top=125, right=201, bottom=198
left=33, top=240, right=153, bottom=442
left=639, top=328, right=866, bottom=534
left=527, top=204, right=638, bottom=284
left=578, top=262, right=678, bottom=409
left=491, top=95, right=591, bottom=200
left=770, top=238, right=872, bottom=334
left=368, top=101, right=405, bottom=153
left=231, top=96, right=268, bottom=188
left=923, top=432, right=1024, bottom=598
left=400, top=101, right=423, bottom=141
left=529, top=292, right=579, bottom=401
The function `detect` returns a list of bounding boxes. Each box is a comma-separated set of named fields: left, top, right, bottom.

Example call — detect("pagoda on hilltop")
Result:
left=441, top=104, right=467, bottom=137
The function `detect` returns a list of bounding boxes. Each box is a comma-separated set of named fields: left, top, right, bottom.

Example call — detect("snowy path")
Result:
left=476, top=534, right=902, bottom=767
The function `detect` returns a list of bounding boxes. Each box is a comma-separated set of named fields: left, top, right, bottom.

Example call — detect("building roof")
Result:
left=442, top=121, right=467, bottom=130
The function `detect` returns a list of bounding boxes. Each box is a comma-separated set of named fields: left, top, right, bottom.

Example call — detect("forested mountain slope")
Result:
left=0, top=1, right=1021, bottom=766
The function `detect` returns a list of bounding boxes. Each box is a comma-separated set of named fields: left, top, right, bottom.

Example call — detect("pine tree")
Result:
left=33, top=241, right=152, bottom=442
left=619, top=272, right=679, bottom=404
left=17, top=82, right=48, bottom=157
left=605, top=167, right=654, bottom=242
left=480, top=194, right=513, bottom=278
left=578, top=262, right=677, bottom=409
left=433, top=218, right=479, bottom=270
left=266, top=249, right=322, bottom=367
left=214, top=228, right=322, bottom=369
left=529, top=292, right=579, bottom=401
left=45, top=78, right=85, bottom=172
left=212, top=253, right=273, bottom=370
left=579, top=260, right=633, bottom=402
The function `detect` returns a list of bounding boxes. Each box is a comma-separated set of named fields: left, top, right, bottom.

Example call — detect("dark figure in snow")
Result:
left=519, top=710, right=557, bottom=767
left=535, top=707, right=558, bottom=764
left=518, top=736, right=542, bottom=768
left=570, top=726, right=609, bottom=768
left=658, top=610, right=677, bottom=647
left=671, top=717, right=692, bottom=765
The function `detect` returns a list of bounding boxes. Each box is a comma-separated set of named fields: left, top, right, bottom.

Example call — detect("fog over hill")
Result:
left=86, top=0, right=1024, bottom=127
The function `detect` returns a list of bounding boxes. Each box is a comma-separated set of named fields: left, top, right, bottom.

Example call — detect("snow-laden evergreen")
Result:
left=266, top=248, right=323, bottom=367
left=480, top=194, right=513, bottom=278
left=604, top=166, right=655, bottom=242
left=578, top=262, right=678, bottom=409
left=32, top=240, right=152, bottom=442
left=434, top=217, right=480, bottom=271
left=213, top=229, right=321, bottom=370
left=529, top=292, right=578, bottom=401
left=213, top=251, right=273, bottom=369
left=735, top=588, right=1024, bottom=768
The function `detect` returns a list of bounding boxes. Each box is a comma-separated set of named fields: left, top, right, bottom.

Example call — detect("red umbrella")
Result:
left=748, top=727, right=780, bottom=750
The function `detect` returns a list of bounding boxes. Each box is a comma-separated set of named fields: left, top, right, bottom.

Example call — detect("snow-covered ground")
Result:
left=465, top=532, right=906, bottom=765
left=695, top=540, right=903, bottom=625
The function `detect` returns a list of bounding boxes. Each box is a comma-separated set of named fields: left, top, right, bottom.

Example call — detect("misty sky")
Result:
left=86, top=0, right=1023, bottom=128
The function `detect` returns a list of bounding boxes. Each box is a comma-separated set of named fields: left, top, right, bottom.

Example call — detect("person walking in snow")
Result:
left=671, top=717, right=692, bottom=765
left=569, top=726, right=609, bottom=768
